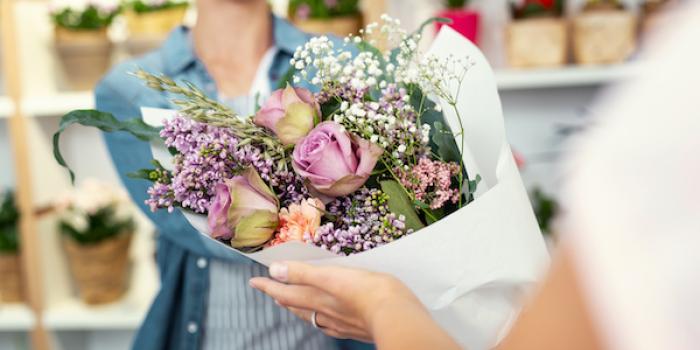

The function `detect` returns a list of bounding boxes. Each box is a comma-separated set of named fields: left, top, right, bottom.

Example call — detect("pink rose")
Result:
left=292, top=122, right=383, bottom=197
left=254, top=86, right=320, bottom=145
left=207, top=168, right=280, bottom=248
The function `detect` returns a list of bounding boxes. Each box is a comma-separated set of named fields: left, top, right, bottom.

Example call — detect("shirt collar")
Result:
left=161, top=15, right=308, bottom=75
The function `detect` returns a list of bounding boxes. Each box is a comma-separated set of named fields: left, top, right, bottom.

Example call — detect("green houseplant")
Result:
left=289, top=0, right=362, bottom=37
left=57, top=180, right=135, bottom=305
left=0, top=190, right=23, bottom=303
left=49, top=0, right=120, bottom=90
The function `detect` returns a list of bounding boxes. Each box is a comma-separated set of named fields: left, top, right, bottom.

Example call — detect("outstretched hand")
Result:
left=249, top=262, right=420, bottom=343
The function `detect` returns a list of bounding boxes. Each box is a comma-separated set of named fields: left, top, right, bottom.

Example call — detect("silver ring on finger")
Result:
left=311, top=311, right=323, bottom=329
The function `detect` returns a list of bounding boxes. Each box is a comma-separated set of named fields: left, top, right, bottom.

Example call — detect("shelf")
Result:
left=22, top=92, right=93, bottom=118
left=0, top=304, right=36, bottom=331
left=43, top=298, right=149, bottom=331
left=0, top=97, right=14, bottom=118
left=495, top=63, right=642, bottom=90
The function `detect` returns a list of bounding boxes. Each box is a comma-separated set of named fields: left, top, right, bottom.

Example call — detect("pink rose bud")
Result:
left=292, top=122, right=383, bottom=198
left=254, top=86, right=320, bottom=146
left=207, top=168, right=280, bottom=248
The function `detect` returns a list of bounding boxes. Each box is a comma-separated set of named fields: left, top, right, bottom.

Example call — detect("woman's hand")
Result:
left=249, top=262, right=421, bottom=342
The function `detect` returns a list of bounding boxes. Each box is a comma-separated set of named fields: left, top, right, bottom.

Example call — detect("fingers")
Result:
left=286, top=307, right=372, bottom=342
left=269, top=261, right=350, bottom=294
left=250, top=277, right=327, bottom=312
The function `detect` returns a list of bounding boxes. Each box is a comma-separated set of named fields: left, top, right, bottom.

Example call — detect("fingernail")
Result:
left=269, top=263, right=288, bottom=282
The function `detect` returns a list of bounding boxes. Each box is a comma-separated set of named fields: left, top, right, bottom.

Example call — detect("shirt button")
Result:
left=197, top=258, right=208, bottom=269
left=187, top=322, right=198, bottom=334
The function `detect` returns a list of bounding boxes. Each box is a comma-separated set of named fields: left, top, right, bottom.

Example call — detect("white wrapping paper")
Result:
left=143, top=27, right=549, bottom=349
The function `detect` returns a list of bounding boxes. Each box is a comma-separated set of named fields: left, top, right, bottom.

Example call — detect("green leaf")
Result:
left=53, top=109, right=161, bottom=184
left=126, top=169, right=155, bottom=181
left=380, top=180, right=424, bottom=231
left=432, top=121, right=462, bottom=164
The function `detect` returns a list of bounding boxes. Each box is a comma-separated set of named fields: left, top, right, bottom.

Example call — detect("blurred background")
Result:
left=0, top=0, right=678, bottom=349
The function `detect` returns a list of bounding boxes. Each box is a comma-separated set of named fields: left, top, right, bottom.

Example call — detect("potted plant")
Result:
left=435, top=0, right=480, bottom=45
left=506, top=0, right=567, bottom=68
left=289, top=0, right=362, bottom=37
left=50, top=0, right=120, bottom=90
left=57, top=180, right=135, bottom=305
left=0, top=190, right=22, bottom=303
left=123, top=0, right=189, bottom=56
left=572, top=0, right=637, bottom=65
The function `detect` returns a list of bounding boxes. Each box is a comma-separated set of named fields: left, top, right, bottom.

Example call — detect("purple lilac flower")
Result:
left=145, top=115, right=305, bottom=214
left=311, top=188, right=413, bottom=255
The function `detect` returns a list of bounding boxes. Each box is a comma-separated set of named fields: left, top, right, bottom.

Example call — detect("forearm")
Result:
left=370, top=299, right=461, bottom=350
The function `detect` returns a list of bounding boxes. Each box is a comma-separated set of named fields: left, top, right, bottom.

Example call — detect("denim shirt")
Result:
left=95, top=16, right=372, bottom=350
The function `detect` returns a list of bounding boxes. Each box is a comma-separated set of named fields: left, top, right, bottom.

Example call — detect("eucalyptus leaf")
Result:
left=380, top=180, right=424, bottom=231
left=53, top=109, right=161, bottom=183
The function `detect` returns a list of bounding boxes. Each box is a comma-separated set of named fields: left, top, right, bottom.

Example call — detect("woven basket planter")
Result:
left=506, top=18, right=567, bottom=68
left=63, top=233, right=132, bottom=305
left=126, top=7, right=187, bottom=36
left=124, top=6, right=187, bottom=55
left=0, top=254, right=23, bottom=303
left=55, top=27, right=113, bottom=90
left=293, top=15, right=362, bottom=38
left=573, top=10, right=637, bottom=65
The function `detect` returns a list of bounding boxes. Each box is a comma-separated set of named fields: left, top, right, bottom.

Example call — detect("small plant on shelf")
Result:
left=288, top=0, right=362, bottom=37
left=127, top=0, right=188, bottom=13
left=445, top=0, right=470, bottom=9
left=0, top=190, right=23, bottom=303
left=506, top=0, right=568, bottom=68
left=50, top=1, right=120, bottom=31
left=436, top=0, right=480, bottom=45
left=510, top=0, right=565, bottom=20
left=56, top=180, right=135, bottom=305
left=123, top=0, right=189, bottom=53
left=573, top=0, right=637, bottom=65
left=582, top=0, right=624, bottom=11
left=49, top=0, right=119, bottom=90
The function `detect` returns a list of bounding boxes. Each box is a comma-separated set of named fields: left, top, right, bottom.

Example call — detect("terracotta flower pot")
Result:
left=63, top=233, right=132, bottom=305
left=573, top=9, right=638, bottom=65
left=293, top=15, right=362, bottom=38
left=435, top=9, right=480, bottom=45
left=506, top=18, right=568, bottom=68
left=0, top=254, right=23, bottom=303
left=54, top=27, right=113, bottom=90
left=125, top=7, right=188, bottom=56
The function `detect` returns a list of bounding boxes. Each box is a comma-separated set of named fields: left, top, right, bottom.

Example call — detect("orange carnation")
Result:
left=267, top=198, right=325, bottom=247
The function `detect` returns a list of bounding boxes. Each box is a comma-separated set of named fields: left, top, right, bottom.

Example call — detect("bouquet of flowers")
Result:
left=54, top=17, right=548, bottom=347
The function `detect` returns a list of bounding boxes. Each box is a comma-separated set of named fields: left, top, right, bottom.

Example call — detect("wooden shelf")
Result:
left=0, top=304, right=36, bottom=331
left=495, top=63, right=642, bottom=90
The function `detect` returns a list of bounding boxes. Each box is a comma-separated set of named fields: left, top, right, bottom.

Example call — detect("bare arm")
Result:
left=250, top=248, right=602, bottom=350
